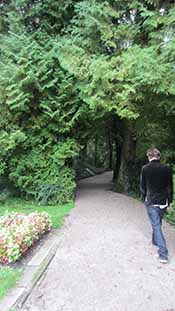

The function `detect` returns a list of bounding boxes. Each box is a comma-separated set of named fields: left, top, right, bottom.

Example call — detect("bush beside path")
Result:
left=22, top=172, right=175, bottom=311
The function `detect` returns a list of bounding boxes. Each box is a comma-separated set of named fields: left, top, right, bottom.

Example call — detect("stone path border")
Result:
left=0, top=231, right=59, bottom=311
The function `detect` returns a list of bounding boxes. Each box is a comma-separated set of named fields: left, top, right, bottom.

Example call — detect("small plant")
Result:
left=0, top=190, right=10, bottom=204
left=0, top=211, right=52, bottom=264
left=36, top=183, right=61, bottom=205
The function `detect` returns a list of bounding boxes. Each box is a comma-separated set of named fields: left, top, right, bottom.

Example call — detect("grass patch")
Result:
left=0, top=199, right=74, bottom=229
left=0, top=266, right=22, bottom=300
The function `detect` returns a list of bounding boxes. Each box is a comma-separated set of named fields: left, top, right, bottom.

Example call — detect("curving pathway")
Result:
left=22, top=172, right=175, bottom=311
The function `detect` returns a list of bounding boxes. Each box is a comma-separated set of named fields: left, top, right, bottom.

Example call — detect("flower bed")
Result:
left=0, top=211, right=52, bottom=264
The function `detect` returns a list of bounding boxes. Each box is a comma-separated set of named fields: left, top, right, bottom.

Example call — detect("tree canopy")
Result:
left=0, top=0, right=175, bottom=202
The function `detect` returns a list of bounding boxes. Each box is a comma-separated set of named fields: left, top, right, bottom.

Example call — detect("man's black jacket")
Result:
left=140, top=159, right=173, bottom=206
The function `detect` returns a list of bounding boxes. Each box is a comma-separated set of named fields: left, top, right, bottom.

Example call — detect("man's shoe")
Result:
left=152, top=241, right=158, bottom=247
left=159, top=257, right=168, bottom=264
left=155, top=254, right=169, bottom=263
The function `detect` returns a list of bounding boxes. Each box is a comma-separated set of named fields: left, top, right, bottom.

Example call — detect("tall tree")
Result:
left=1, top=0, right=175, bottom=201
left=56, top=0, right=175, bottom=192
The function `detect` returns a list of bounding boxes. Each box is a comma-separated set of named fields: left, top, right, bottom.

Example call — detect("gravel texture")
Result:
left=22, top=172, right=175, bottom=311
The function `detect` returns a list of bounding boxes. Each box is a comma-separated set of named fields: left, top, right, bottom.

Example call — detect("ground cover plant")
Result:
left=0, top=211, right=52, bottom=264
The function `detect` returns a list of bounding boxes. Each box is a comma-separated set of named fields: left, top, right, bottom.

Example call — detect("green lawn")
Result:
left=0, top=266, right=22, bottom=300
left=0, top=198, right=74, bottom=300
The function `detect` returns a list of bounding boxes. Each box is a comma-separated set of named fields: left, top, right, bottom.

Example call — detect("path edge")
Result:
left=0, top=237, right=59, bottom=311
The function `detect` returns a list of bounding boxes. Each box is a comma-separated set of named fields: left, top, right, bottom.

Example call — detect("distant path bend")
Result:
left=23, top=171, right=175, bottom=311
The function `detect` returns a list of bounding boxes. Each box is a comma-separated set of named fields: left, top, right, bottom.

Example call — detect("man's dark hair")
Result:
left=146, top=148, right=161, bottom=159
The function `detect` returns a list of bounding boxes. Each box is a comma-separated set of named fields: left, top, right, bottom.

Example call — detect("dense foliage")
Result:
left=57, top=0, right=175, bottom=191
left=0, top=1, right=82, bottom=203
left=0, top=0, right=175, bottom=201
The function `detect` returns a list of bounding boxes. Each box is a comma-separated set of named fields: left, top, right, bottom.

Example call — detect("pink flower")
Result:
left=0, top=211, right=52, bottom=263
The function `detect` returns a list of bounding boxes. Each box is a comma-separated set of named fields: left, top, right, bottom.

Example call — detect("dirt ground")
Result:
left=22, top=172, right=175, bottom=311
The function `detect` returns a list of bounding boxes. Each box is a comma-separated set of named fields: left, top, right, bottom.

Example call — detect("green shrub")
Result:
left=7, top=141, right=77, bottom=204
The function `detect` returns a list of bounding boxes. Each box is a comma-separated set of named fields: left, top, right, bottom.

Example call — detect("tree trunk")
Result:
left=108, top=132, right=113, bottom=170
left=113, top=138, right=122, bottom=181
left=112, top=116, right=123, bottom=182
left=94, top=135, right=98, bottom=167
left=115, top=120, right=136, bottom=193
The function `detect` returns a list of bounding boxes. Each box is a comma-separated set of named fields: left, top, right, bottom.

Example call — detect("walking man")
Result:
left=140, top=148, right=173, bottom=263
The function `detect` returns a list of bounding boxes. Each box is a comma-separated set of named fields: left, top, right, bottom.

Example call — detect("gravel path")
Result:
left=22, top=172, right=175, bottom=311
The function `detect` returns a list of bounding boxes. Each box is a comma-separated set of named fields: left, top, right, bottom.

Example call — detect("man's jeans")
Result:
left=146, top=205, right=168, bottom=260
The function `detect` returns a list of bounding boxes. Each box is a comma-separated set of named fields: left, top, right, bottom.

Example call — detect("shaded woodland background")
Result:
left=0, top=0, right=175, bottom=204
